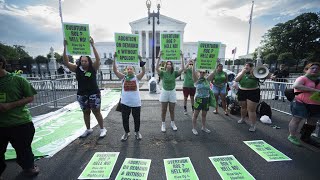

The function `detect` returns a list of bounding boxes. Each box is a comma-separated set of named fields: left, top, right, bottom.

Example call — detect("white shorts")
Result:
left=159, top=89, right=177, bottom=103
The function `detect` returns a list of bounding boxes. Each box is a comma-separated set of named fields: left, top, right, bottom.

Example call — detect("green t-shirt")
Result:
left=213, top=71, right=227, bottom=86
left=0, top=73, right=37, bottom=127
left=239, top=73, right=259, bottom=89
left=159, top=70, right=180, bottom=91
left=183, top=68, right=195, bottom=88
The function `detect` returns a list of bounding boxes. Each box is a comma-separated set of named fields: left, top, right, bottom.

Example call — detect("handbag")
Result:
left=115, top=98, right=122, bottom=112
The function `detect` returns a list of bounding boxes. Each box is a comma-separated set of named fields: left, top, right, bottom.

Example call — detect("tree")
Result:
left=278, top=52, right=295, bottom=66
left=264, top=53, right=278, bottom=67
left=260, top=12, right=320, bottom=69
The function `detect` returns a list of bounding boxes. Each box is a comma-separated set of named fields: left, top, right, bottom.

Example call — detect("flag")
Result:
left=232, top=47, right=237, bottom=54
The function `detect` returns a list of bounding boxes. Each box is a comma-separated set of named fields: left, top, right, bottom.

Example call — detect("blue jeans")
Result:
left=274, top=82, right=286, bottom=99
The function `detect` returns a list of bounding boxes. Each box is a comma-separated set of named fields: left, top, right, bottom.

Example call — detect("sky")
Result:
left=0, top=0, right=319, bottom=59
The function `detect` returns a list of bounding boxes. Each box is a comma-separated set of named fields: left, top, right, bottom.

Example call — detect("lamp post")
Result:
left=146, top=0, right=160, bottom=77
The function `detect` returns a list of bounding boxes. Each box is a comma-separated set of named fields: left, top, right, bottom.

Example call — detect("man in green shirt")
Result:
left=0, top=55, right=39, bottom=178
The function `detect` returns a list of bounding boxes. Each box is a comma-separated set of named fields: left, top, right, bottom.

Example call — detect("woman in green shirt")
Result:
left=234, top=62, right=260, bottom=132
left=156, top=51, right=185, bottom=132
left=211, top=64, right=228, bottom=115
left=191, top=59, right=215, bottom=135
left=183, top=60, right=196, bottom=115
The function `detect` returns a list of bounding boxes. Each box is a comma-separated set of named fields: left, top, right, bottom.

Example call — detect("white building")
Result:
left=95, top=15, right=226, bottom=72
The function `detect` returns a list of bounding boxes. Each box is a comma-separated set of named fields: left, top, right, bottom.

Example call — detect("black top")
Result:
left=76, top=65, right=99, bottom=95
left=273, top=69, right=289, bottom=82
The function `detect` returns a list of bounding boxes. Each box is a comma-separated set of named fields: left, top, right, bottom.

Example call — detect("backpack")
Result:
left=256, top=101, right=272, bottom=118
left=285, top=78, right=320, bottom=102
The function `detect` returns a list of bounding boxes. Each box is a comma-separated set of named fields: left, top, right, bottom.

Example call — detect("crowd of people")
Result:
left=1, top=38, right=319, bottom=178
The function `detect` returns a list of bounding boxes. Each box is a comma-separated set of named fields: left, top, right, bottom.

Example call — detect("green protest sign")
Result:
left=78, top=152, right=120, bottom=179
left=63, top=23, right=91, bottom=55
left=244, top=140, right=292, bottom=162
left=115, top=158, right=151, bottom=180
left=310, top=92, right=320, bottom=103
left=196, top=41, right=220, bottom=71
left=163, top=157, right=199, bottom=180
left=160, top=33, right=181, bottom=61
left=115, top=33, right=139, bottom=66
left=209, top=155, right=255, bottom=180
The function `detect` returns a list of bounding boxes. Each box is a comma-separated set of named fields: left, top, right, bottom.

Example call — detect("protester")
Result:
left=211, top=63, right=228, bottom=115
left=113, top=53, right=145, bottom=141
left=191, top=59, right=215, bottom=135
left=0, top=55, right=40, bottom=177
left=182, top=59, right=195, bottom=115
left=63, top=37, right=107, bottom=138
left=271, top=64, right=289, bottom=102
left=156, top=51, right=185, bottom=132
left=288, top=62, right=320, bottom=146
left=235, top=62, right=270, bottom=132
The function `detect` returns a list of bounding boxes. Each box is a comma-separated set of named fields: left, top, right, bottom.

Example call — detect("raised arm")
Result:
left=91, top=37, right=101, bottom=71
left=177, top=51, right=185, bottom=75
left=207, top=70, right=215, bottom=82
left=63, top=39, right=77, bottom=72
left=156, top=51, right=162, bottom=74
left=234, top=67, right=246, bottom=82
left=192, top=59, right=199, bottom=82
left=113, top=52, right=125, bottom=80
left=136, top=55, right=146, bottom=81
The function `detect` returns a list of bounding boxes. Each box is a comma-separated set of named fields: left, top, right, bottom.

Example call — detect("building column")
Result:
left=146, top=31, right=149, bottom=59
left=139, top=31, right=142, bottom=56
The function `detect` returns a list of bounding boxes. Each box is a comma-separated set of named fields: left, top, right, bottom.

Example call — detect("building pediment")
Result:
left=130, top=14, right=186, bottom=31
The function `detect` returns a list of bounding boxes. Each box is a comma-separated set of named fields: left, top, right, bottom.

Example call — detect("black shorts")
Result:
left=237, top=89, right=260, bottom=103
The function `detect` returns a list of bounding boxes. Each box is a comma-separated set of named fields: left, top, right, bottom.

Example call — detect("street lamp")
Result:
left=146, top=0, right=160, bottom=77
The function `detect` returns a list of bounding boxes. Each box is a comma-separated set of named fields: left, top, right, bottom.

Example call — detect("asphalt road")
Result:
left=2, top=100, right=320, bottom=180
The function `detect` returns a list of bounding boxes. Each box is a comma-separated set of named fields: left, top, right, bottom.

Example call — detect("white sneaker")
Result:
left=171, top=121, right=178, bottom=131
left=161, top=122, right=166, bottom=132
left=249, top=125, right=256, bottom=132
left=201, top=127, right=211, bottom=133
left=184, top=109, right=187, bottom=115
left=80, top=129, right=93, bottom=138
left=237, top=119, right=245, bottom=124
left=121, top=133, right=130, bottom=141
left=192, top=128, right=198, bottom=135
left=135, top=132, right=142, bottom=140
left=99, top=128, right=107, bottom=138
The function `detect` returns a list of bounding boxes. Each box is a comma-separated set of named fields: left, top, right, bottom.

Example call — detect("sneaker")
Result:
left=135, top=132, right=142, bottom=140
left=237, top=119, right=245, bottom=124
left=161, top=122, right=166, bottom=132
left=121, top=133, right=130, bottom=141
left=213, top=110, right=218, bottom=114
left=192, top=128, right=198, bottom=135
left=80, top=129, right=93, bottom=138
left=249, top=125, right=256, bottom=132
left=201, top=127, right=211, bottom=133
left=99, top=128, right=107, bottom=138
left=184, top=109, right=188, bottom=115
left=288, top=135, right=301, bottom=146
left=23, top=165, right=40, bottom=177
left=171, top=121, right=178, bottom=131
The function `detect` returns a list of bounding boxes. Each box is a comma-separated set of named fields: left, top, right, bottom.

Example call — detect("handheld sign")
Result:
left=115, top=33, right=139, bottom=66
left=196, top=41, right=220, bottom=71
left=63, top=23, right=91, bottom=55
left=160, top=32, right=181, bottom=61
left=310, top=92, right=320, bottom=103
